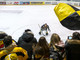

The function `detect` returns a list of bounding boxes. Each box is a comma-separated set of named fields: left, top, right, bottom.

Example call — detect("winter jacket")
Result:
left=18, top=33, right=37, bottom=59
left=65, top=39, right=80, bottom=60
left=0, top=47, right=28, bottom=60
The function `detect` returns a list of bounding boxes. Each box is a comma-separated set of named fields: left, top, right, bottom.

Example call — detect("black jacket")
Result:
left=65, top=40, right=80, bottom=60
left=18, top=33, right=37, bottom=59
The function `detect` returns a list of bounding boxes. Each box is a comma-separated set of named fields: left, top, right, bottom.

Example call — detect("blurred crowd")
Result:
left=0, top=29, right=80, bottom=60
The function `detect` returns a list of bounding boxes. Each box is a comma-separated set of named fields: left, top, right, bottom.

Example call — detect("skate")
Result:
left=39, top=32, right=41, bottom=35
left=46, top=32, right=48, bottom=35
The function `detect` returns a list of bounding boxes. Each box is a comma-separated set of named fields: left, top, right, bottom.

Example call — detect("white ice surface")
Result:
left=0, top=5, right=80, bottom=43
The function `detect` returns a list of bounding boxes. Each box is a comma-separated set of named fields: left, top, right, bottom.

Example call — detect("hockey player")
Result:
left=39, top=23, right=50, bottom=35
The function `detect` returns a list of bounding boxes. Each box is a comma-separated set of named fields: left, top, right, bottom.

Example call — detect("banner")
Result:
left=52, top=2, right=57, bottom=5
left=45, top=2, right=52, bottom=4
left=20, top=2, right=30, bottom=5
left=74, top=3, right=78, bottom=6
left=0, top=2, right=6, bottom=5
left=14, top=2, right=19, bottom=5
left=30, top=1, right=45, bottom=5
left=6, top=1, right=14, bottom=5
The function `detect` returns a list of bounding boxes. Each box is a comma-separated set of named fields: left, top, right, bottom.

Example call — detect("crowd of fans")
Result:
left=0, top=29, right=80, bottom=60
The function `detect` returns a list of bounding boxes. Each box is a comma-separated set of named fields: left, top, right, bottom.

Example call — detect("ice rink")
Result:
left=0, top=5, right=80, bottom=43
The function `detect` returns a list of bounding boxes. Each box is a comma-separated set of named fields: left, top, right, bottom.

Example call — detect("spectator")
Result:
left=18, top=29, right=37, bottom=60
left=50, top=33, right=65, bottom=51
left=0, top=31, right=7, bottom=50
left=0, top=35, right=28, bottom=60
left=34, top=36, right=49, bottom=60
left=49, top=33, right=65, bottom=60
left=65, top=32, right=80, bottom=45
left=72, top=32, right=80, bottom=40
left=0, top=31, right=7, bottom=39
left=3, top=35, right=17, bottom=51
left=65, top=32, right=80, bottom=60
